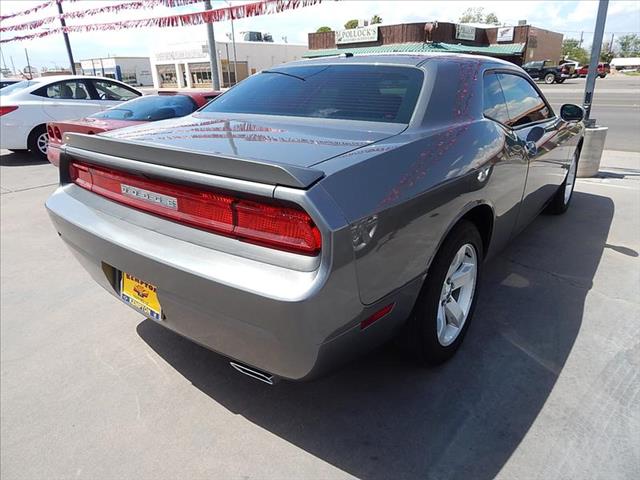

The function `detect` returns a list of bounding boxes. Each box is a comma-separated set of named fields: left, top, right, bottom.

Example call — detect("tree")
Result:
left=600, top=42, right=615, bottom=63
left=459, top=7, right=499, bottom=24
left=316, top=26, right=332, bottom=33
left=616, top=34, right=640, bottom=57
left=371, top=14, right=382, bottom=24
left=344, top=19, right=359, bottom=30
left=484, top=12, right=499, bottom=25
left=562, top=38, right=589, bottom=65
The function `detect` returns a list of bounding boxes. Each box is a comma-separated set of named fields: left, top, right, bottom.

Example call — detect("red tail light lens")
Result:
left=68, top=162, right=321, bottom=255
left=0, top=106, right=18, bottom=116
left=53, top=126, right=62, bottom=139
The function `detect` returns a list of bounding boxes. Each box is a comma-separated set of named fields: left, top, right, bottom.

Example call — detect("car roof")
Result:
left=22, top=75, right=135, bottom=84
left=284, top=52, right=518, bottom=69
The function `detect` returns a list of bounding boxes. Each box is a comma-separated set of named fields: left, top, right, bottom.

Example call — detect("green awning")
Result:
left=304, top=42, right=526, bottom=58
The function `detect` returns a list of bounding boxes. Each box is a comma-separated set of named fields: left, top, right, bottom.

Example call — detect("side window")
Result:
left=92, top=80, right=139, bottom=101
left=482, top=73, right=509, bottom=125
left=34, top=80, right=90, bottom=100
left=497, top=73, right=551, bottom=127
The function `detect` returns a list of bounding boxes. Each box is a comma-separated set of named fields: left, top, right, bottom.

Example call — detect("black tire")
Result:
left=27, top=125, right=48, bottom=161
left=403, top=220, right=484, bottom=365
left=599, top=74, right=606, bottom=78
left=8, top=149, right=28, bottom=153
left=544, top=73, right=556, bottom=84
left=556, top=78, right=565, bottom=84
left=546, top=146, right=580, bottom=215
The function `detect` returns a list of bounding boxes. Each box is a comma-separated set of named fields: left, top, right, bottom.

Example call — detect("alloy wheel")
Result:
left=437, top=243, right=478, bottom=346
left=37, top=132, right=48, bottom=155
left=564, top=152, right=577, bottom=205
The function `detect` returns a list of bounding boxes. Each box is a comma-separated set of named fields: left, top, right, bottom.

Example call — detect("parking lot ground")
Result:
left=1, top=149, right=639, bottom=480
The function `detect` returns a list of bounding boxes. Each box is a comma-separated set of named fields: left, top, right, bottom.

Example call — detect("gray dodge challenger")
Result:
left=46, top=54, right=584, bottom=383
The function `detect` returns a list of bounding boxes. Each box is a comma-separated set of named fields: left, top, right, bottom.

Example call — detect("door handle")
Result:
left=524, top=141, right=538, bottom=157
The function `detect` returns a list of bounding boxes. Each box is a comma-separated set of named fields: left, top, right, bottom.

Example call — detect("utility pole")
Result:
left=57, top=0, right=76, bottom=74
left=203, top=0, right=221, bottom=89
left=583, top=0, right=609, bottom=124
left=579, top=31, right=584, bottom=47
left=24, top=48, right=32, bottom=79
left=609, top=33, right=614, bottom=52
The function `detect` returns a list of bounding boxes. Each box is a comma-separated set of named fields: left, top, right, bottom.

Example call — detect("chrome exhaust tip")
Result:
left=230, top=361, right=278, bottom=385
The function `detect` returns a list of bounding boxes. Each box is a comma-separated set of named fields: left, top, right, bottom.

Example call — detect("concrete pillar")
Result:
left=184, top=62, right=192, bottom=88
left=577, top=126, right=608, bottom=178
left=175, top=63, right=184, bottom=88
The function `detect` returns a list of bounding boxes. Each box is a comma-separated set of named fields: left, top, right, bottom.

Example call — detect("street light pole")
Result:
left=224, top=1, right=239, bottom=85
left=583, top=0, right=609, bottom=124
left=204, top=0, right=221, bottom=89
left=57, top=0, right=76, bottom=74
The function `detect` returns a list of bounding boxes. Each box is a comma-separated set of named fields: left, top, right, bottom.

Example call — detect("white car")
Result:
left=0, top=75, right=141, bottom=159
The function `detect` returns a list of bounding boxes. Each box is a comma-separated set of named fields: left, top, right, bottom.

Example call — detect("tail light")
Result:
left=68, top=161, right=321, bottom=255
left=54, top=126, right=62, bottom=139
left=0, top=106, right=18, bottom=116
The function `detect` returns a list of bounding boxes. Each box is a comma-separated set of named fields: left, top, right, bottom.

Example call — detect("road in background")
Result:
left=539, top=74, right=640, bottom=152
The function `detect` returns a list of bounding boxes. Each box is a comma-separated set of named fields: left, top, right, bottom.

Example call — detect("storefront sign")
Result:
left=497, top=27, right=514, bottom=42
left=335, top=26, right=378, bottom=45
left=455, top=24, right=476, bottom=41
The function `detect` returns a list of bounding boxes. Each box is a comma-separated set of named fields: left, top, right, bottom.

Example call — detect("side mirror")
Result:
left=560, top=104, right=584, bottom=123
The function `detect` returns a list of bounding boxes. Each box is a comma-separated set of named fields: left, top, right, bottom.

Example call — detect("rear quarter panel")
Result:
left=319, top=119, right=524, bottom=305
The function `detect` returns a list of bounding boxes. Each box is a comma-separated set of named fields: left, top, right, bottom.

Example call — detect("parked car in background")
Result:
left=522, top=60, right=573, bottom=83
left=0, top=75, right=141, bottom=160
left=0, top=78, right=22, bottom=89
left=577, top=63, right=610, bottom=78
left=46, top=54, right=584, bottom=383
left=47, top=90, right=221, bottom=165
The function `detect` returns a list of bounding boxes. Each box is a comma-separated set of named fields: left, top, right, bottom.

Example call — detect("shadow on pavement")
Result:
left=0, top=150, right=48, bottom=166
left=138, top=191, right=613, bottom=480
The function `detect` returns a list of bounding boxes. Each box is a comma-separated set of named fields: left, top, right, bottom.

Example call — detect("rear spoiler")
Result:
left=62, top=133, right=324, bottom=189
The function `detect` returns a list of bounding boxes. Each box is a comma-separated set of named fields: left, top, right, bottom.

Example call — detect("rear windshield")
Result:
left=202, top=65, right=423, bottom=124
left=91, top=94, right=197, bottom=121
left=0, top=80, right=36, bottom=96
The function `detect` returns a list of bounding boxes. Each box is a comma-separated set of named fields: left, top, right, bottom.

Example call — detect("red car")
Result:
left=47, top=90, right=220, bottom=166
left=577, top=63, right=610, bottom=78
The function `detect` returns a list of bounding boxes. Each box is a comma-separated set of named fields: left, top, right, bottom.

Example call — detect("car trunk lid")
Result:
left=61, top=112, right=404, bottom=188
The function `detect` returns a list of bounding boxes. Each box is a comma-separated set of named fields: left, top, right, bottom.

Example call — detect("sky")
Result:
left=1, top=0, right=639, bottom=73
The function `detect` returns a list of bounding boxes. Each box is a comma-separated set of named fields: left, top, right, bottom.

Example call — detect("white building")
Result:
left=611, top=57, right=640, bottom=71
left=150, top=40, right=308, bottom=89
left=79, top=56, right=153, bottom=86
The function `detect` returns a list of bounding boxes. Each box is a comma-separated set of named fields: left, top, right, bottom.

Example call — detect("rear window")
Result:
left=0, top=80, right=36, bottom=96
left=91, top=95, right=197, bottom=121
left=201, top=65, right=423, bottom=124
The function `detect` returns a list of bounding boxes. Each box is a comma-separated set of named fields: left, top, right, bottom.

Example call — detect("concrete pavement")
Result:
left=1, top=148, right=639, bottom=479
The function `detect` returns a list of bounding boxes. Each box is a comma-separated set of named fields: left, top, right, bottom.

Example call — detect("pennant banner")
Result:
left=0, top=1, right=55, bottom=21
left=0, top=0, right=322, bottom=43
left=0, top=0, right=204, bottom=33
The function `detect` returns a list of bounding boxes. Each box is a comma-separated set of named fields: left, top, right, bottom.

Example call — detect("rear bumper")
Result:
left=0, top=120, right=30, bottom=150
left=46, top=185, right=416, bottom=380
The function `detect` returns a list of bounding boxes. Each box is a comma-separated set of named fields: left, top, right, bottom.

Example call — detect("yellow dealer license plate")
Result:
left=120, top=273, right=162, bottom=321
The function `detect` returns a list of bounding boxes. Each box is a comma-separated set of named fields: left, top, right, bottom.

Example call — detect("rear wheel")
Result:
left=546, top=147, right=579, bottom=214
left=556, top=78, right=565, bottom=84
left=403, top=220, right=483, bottom=365
left=27, top=125, right=48, bottom=161
left=544, top=73, right=556, bottom=84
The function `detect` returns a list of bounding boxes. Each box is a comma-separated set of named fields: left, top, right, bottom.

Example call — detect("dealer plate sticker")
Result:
left=120, top=273, right=162, bottom=321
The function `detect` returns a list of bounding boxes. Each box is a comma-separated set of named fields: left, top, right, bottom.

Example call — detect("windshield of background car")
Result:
left=90, top=95, right=197, bottom=120
left=0, top=80, right=36, bottom=96
left=201, top=65, right=424, bottom=124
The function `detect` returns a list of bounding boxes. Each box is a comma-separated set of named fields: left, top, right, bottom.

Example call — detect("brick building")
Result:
left=306, top=22, right=563, bottom=66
